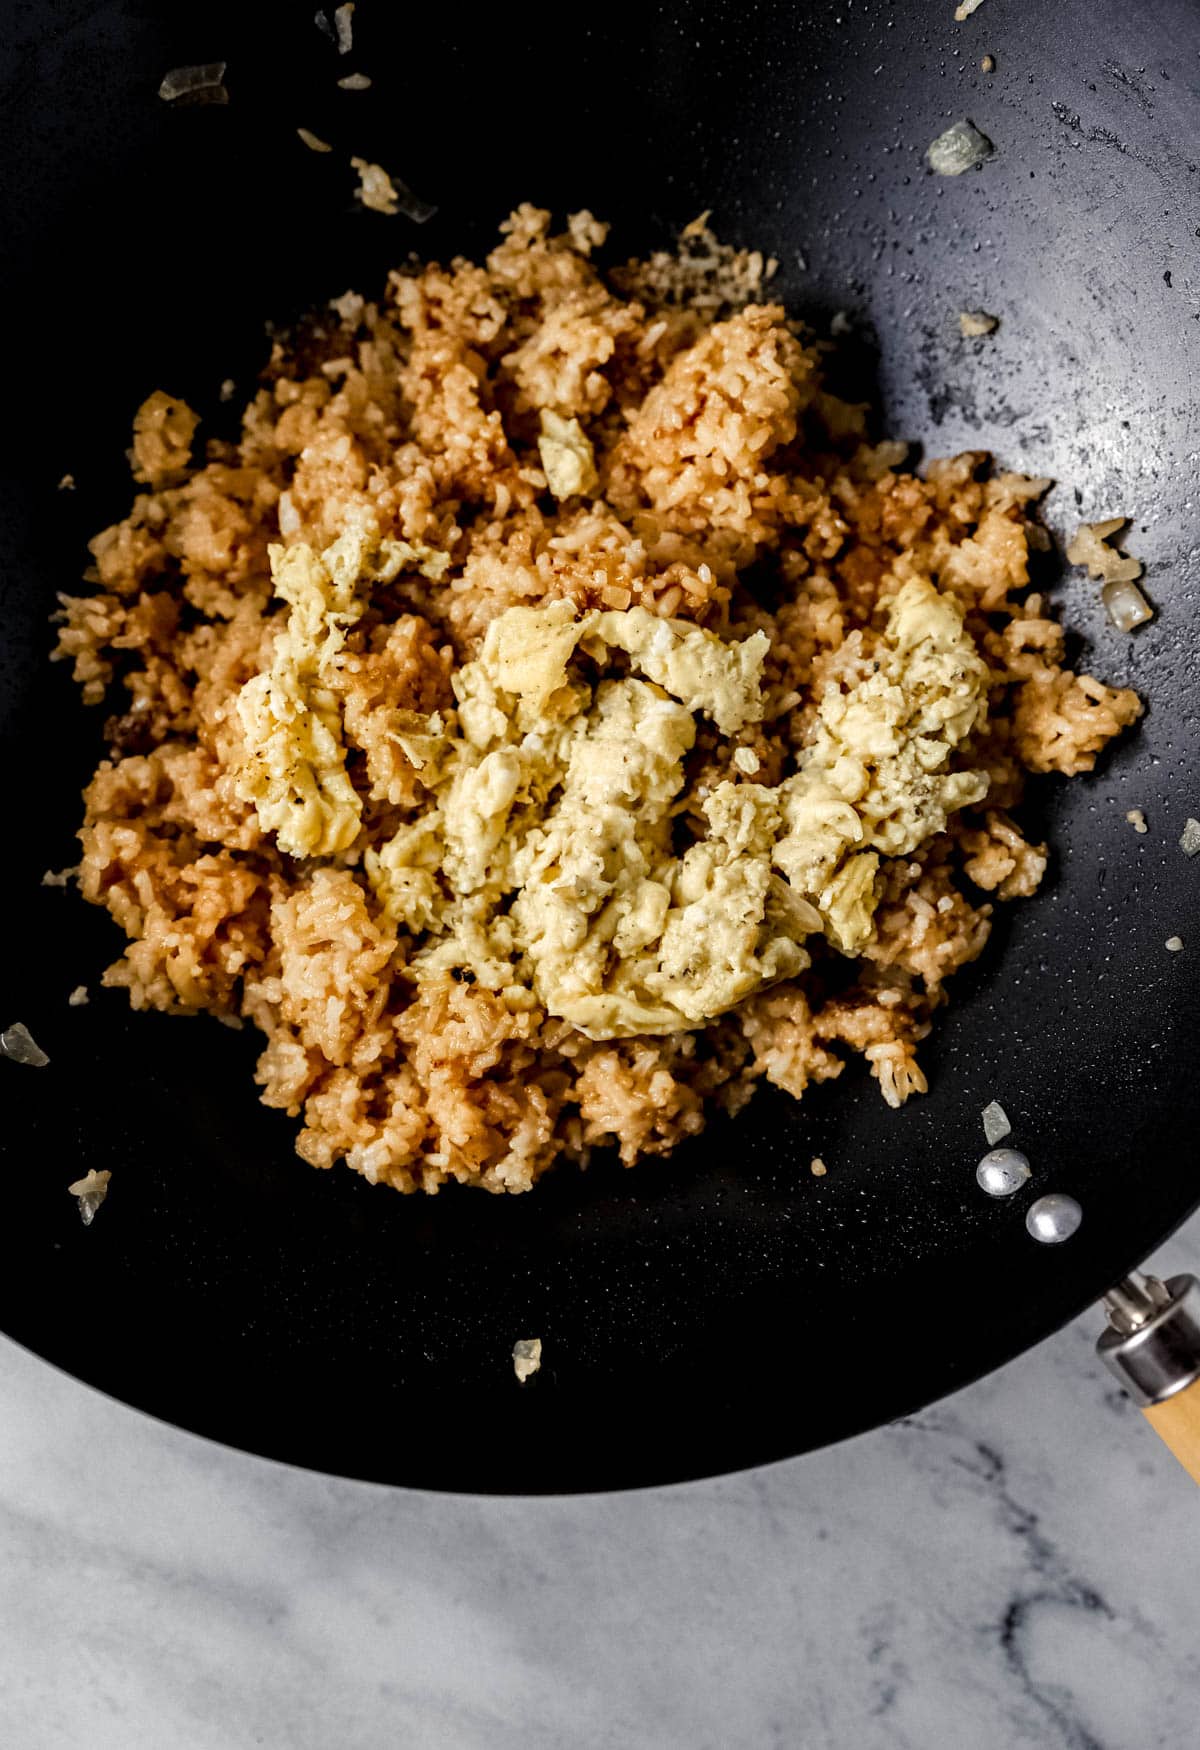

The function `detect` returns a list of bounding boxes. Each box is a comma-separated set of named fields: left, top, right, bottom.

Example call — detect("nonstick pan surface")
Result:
left=0, top=0, right=1197, bottom=1492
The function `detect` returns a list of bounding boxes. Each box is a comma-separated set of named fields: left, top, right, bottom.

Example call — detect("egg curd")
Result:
left=235, top=522, right=989, bottom=1040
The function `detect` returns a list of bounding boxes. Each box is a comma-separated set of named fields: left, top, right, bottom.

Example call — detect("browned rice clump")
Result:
left=55, top=207, right=1141, bottom=1193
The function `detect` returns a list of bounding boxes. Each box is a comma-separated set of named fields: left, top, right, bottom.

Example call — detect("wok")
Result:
left=0, top=0, right=1197, bottom=1492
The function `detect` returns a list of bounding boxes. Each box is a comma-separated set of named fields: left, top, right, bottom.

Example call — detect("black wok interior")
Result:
left=1, top=0, right=1197, bottom=1492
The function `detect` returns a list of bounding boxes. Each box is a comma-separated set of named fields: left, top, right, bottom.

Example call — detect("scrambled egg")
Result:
left=239, top=548, right=990, bottom=1038
left=537, top=411, right=599, bottom=500
left=235, top=517, right=445, bottom=858
left=772, top=573, right=990, bottom=952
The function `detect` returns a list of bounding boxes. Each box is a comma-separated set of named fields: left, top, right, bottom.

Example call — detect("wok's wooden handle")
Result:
left=1142, top=1378, right=1200, bottom=1484
left=1098, top=1272, right=1200, bottom=1485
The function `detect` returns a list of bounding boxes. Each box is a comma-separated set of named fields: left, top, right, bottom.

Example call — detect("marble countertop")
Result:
left=2, top=1216, right=1198, bottom=1750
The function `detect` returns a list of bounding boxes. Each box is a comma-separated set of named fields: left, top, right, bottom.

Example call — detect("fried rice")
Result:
left=54, top=207, right=1141, bottom=1193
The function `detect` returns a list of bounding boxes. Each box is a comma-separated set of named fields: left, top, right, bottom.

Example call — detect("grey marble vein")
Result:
left=2, top=1216, right=1199, bottom=1750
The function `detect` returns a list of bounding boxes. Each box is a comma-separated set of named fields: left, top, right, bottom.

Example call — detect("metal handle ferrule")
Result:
left=1097, top=1271, right=1200, bottom=1407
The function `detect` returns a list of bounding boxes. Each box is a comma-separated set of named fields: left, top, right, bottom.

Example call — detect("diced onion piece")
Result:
left=981, top=1100, right=1011, bottom=1145
left=1, top=1022, right=49, bottom=1067
left=955, top=0, right=985, bottom=17
left=158, top=62, right=228, bottom=103
left=68, top=1169, right=111, bottom=1226
left=926, top=119, right=994, bottom=175
left=337, top=73, right=372, bottom=90
left=1180, top=818, right=1200, bottom=858
left=512, top=1337, right=542, bottom=1382
left=333, top=1, right=354, bottom=52
left=297, top=127, right=333, bottom=153
left=390, top=177, right=437, bottom=223
left=1125, top=808, right=1148, bottom=834
left=1101, top=577, right=1153, bottom=633
left=1166, top=936, right=1184, bottom=953
left=959, top=309, right=999, bottom=337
